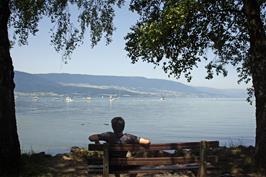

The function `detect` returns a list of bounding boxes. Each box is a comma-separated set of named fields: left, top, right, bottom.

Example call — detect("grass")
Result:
left=20, top=152, right=54, bottom=177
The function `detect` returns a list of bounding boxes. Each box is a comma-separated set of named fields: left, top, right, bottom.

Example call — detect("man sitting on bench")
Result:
left=89, top=116, right=150, bottom=177
left=89, top=116, right=150, bottom=145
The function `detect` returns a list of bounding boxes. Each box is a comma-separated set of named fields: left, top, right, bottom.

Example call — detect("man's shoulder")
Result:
left=100, top=131, right=114, bottom=135
left=123, top=133, right=137, bottom=137
left=99, top=131, right=114, bottom=138
left=120, top=133, right=139, bottom=144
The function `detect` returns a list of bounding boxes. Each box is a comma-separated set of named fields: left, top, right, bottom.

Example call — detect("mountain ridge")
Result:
left=14, top=71, right=246, bottom=98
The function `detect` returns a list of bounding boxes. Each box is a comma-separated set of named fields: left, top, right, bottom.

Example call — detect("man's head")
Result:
left=111, top=117, right=125, bottom=134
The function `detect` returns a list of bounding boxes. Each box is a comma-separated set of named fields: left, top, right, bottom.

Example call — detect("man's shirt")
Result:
left=98, top=132, right=139, bottom=144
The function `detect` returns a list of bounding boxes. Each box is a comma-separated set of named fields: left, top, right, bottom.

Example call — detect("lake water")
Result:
left=16, top=95, right=255, bottom=155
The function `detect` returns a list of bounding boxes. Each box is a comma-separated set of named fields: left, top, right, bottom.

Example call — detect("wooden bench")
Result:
left=88, top=140, right=219, bottom=177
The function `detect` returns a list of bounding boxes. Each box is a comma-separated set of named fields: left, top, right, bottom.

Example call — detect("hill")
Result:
left=14, top=71, right=246, bottom=97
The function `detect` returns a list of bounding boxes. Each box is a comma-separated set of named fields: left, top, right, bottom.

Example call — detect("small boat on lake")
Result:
left=65, top=96, right=73, bottom=102
left=109, top=95, right=119, bottom=102
left=32, top=96, right=39, bottom=101
left=85, top=96, right=92, bottom=100
left=160, top=96, right=166, bottom=101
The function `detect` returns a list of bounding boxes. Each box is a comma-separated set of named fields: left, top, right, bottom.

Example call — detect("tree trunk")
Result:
left=0, top=0, right=21, bottom=175
left=243, top=0, right=266, bottom=170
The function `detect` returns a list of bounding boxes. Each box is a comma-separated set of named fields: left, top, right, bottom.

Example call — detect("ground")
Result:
left=19, top=146, right=266, bottom=177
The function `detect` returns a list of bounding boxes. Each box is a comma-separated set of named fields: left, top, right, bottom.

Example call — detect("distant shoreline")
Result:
left=15, top=71, right=247, bottom=98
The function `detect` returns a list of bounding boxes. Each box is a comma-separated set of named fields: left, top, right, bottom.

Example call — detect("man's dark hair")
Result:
left=111, top=117, right=125, bottom=133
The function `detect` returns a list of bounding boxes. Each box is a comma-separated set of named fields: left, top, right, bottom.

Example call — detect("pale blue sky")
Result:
left=11, top=4, right=248, bottom=89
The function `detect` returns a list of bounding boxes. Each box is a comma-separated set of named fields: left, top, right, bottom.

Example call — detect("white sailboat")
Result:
left=84, top=96, right=92, bottom=102
left=109, top=95, right=119, bottom=102
left=160, top=96, right=166, bottom=101
left=32, top=96, right=39, bottom=101
left=85, top=96, right=92, bottom=100
left=65, top=96, right=73, bottom=102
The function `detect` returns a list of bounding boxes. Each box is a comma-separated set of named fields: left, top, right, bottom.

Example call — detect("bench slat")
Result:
left=88, top=155, right=218, bottom=166
left=88, top=141, right=219, bottom=151
left=88, top=164, right=216, bottom=174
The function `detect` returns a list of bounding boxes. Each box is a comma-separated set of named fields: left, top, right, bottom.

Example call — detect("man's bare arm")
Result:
left=89, top=134, right=100, bottom=143
left=139, top=137, right=150, bottom=145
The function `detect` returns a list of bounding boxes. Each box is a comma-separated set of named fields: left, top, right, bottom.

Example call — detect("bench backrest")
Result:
left=88, top=141, right=219, bottom=152
left=88, top=141, right=219, bottom=177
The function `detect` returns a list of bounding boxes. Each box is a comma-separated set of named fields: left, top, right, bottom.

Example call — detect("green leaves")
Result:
left=9, top=0, right=46, bottom=45
left=9, top=0, right=125, bottom=60
left=125, top=0, right=254, bottom=83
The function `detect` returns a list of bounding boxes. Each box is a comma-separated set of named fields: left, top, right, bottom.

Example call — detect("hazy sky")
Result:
left=11, top=4, right=249, bottom=89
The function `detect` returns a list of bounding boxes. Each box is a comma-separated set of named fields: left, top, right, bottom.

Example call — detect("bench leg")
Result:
left=103, top=144, right=110, bottom=177
left=198, top=141, right=207, bottom=177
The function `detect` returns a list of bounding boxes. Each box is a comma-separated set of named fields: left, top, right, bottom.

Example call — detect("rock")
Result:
left=62, top=155, right=73, bottom=161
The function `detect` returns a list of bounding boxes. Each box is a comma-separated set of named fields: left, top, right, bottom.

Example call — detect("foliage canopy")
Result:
left=125, top=0, right=266, bottom=84
left=9, top=0, right=125, bottom=59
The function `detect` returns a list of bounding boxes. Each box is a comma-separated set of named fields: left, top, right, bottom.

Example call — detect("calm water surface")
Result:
left=16, top=96, right=255, bottom=154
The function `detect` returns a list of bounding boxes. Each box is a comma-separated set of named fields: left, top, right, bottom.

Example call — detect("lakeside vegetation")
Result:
left=19, top=145, right=262, bottom=177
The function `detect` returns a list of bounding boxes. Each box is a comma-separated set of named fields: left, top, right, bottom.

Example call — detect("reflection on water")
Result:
left=16, top=96, right=255, bottom=154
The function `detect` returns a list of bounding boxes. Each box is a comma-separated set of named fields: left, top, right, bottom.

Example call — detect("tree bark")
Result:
left=243, top=0, right=266, bottom=170
left=0, top=0, right=21, bottom=175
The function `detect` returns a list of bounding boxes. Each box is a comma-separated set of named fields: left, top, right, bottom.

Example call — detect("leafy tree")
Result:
left=0, top=0, right=124, bottom=175
left=125, top=0, right=266, bottom=170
